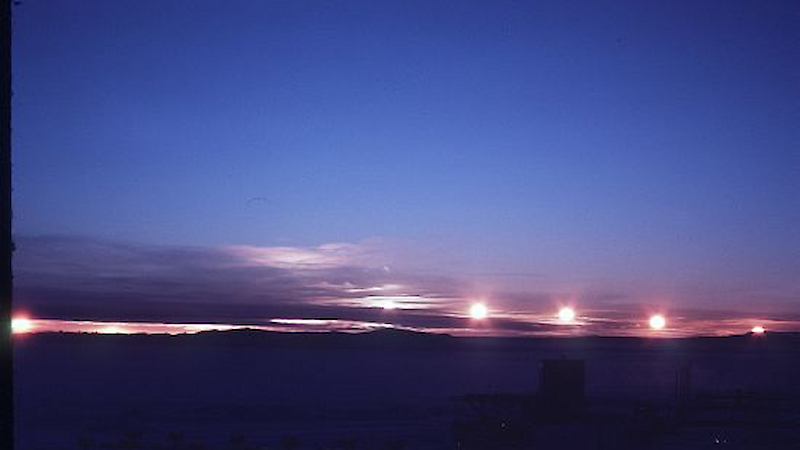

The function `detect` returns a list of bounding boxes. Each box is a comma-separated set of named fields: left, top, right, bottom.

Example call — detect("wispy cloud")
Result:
left=12, top=235, right=800, bottom=337
left=13, top=235, right=458, bottom=330
left=226, top=241, right=381, bottom=270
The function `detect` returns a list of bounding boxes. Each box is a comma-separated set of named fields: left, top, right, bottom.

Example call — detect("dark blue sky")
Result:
left=11, top=1, right=800, bottom=334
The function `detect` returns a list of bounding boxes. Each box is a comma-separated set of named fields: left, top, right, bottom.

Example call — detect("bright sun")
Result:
left=649, top=315, right=666, bottom=330
left=469, top=303, right=488, bottom=320
left=11, top=317, right=33, bottom=334
left=558, top=307, right=576, bottom=322
left=751, top=326, right=765, bottom=334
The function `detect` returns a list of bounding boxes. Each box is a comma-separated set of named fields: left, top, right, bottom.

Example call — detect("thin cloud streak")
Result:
left=12, top=318, right=398, bottom=335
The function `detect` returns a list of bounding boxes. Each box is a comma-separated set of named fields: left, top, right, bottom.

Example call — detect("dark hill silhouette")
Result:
left=18, top=328, right=800, bottom=353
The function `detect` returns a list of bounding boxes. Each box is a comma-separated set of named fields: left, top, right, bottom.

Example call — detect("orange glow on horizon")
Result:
left=8, top=314, right=800, bottom=338
left=7, top=318, right=399, bottom=335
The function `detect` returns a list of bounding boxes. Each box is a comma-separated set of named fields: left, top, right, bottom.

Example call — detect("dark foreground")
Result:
left=14, top=329, right=800, bottom=449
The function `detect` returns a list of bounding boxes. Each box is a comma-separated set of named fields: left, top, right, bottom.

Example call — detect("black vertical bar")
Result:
left=0, top=0, right=12, bottom=448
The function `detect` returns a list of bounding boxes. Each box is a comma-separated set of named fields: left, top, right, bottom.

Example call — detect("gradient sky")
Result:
left=11, top=1, right=800, bottom=336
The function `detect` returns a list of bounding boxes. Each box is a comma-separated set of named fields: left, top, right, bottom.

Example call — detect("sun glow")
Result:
left=98, top=326, right=124, bottom=334
left=557, top=307, right=576, bottom=323
left=469, top=303, right=488, bottom=320
left=11, top=317, right=33, bottom=334
left=751, top=326, right=765, bottom=334
left=649, top=315, right=666, bottom=330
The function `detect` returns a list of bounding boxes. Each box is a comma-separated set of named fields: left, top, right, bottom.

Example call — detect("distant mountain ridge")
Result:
left=15, top=327, right=800, bottom=353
